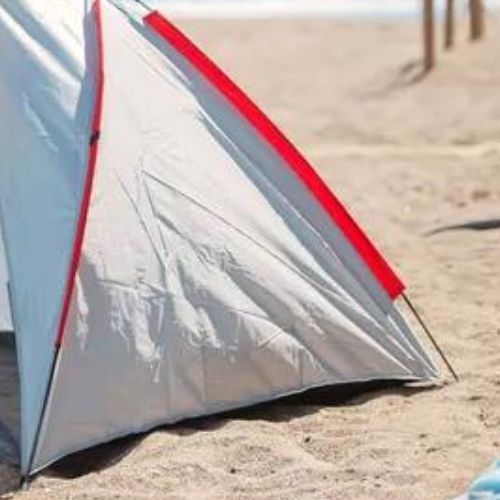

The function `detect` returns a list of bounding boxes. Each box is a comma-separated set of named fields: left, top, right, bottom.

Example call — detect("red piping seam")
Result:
left=55, top=0, right=104, bottom=347
left=143, top=12, right=404, bottom=300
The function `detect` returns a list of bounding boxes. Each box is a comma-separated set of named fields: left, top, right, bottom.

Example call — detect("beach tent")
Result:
left=0, top=0, right=438, bottom=480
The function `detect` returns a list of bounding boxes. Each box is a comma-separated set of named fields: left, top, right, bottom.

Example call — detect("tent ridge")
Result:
left=143, top=10, right=404, bottom=300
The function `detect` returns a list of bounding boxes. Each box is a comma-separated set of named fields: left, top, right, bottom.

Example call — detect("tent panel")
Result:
left=33, top=3, right=437, bottom=472
left=0, top=1, right=94, bottom=473
left=144, top=11, right=404, bottom=301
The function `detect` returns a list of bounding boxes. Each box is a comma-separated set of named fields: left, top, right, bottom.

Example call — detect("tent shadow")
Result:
left=42, top=380, right=434, bottom=481
left=0, top=463, right=21, bottom=498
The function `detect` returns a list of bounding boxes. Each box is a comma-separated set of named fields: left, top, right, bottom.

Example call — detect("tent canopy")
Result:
left=0, top=0, right=438, bottom=478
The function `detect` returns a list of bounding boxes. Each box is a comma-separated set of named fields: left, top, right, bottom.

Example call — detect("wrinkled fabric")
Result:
left=0, top=0, right=94, bottom=472
left=33, top=2, right=437, bottom=472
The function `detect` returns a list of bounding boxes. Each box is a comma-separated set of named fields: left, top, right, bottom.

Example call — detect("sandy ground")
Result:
left=2, top=11, right=500, bottom=500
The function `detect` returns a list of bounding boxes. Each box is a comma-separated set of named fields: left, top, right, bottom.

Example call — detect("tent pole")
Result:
left=20, top=0, right=104, bottom=484
left=402, top=293, right=459, bottom=382
left=19, top=475, right=29, bottom=490
left=22, top=346, right=61, bottom=485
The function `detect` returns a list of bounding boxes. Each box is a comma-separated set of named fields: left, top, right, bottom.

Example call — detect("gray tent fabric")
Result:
left=0, top=0, right=438, bottom=477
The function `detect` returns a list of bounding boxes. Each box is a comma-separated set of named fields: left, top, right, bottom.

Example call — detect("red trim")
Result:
left=56, top=0, right=104, bottom=347
left=144, top=12, right=404, bottom=300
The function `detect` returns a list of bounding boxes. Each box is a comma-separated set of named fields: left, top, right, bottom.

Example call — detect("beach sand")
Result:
left=1, top=13, right=500, bottom=500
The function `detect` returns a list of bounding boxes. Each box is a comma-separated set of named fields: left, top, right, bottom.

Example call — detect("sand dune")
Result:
left=1, top=13, right=500, bottom=500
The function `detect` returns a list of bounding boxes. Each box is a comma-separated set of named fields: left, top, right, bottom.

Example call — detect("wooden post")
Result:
left=444, top=0, right=454, bottom=49
left=423, top=0, right=435, bottom=72
left=469, top=0, right=485, bottom=40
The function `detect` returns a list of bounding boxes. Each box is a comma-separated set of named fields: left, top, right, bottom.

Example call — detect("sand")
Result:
left=2, top=12, right=500, bottom=500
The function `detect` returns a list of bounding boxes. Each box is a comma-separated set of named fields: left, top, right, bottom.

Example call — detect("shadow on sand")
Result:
left=426, top=218, right=500, bottom=236
left=19, top=381, right=434, bottom=482
left=366, top=59, right=427, bottom=99
left=0, top=380, right=436, bottom=496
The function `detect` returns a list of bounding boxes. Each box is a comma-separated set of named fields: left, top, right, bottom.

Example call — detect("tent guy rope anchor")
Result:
left=403, top=293, right=459, bottom=382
